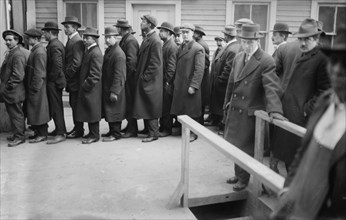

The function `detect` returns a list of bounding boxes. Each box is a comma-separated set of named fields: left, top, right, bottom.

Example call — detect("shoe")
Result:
left=121, top=126, right=128, bottom=133
left=83, top=133, right=91, bottom=139
left=233, top=182, right=248, bottom=191
left=218, top=131, right=224, bottom=136
left=226, top=176, right=239, bottom=184
left=171, top=129, right=182, bottom=136
left=101, top=132, right=111, bottom=137
left=142, top=136, right=158, bottom=143
left=102, top=135, right=120, bottom=142
left=48, top=130, right=57, bottom=136
left=8, top=139, right=25, bottom=147
left=159, top=131, right=171, bottom=137
left=67, top=130, right=84, bottom=139
left=47, top=135, right=66, bottom=144
left=204, top=121, right=217, bottom=126
left=66, top=128, right=75, bottom=135
left=29, top=136, right=48, bottom=143
left=138, top=129, right=149, bottom=135
left=6, top=135, right=15, bottom=142
left=122, top=132, right=137, bottom=138
left=190, top=134, right=198, bottom=142
left=28, top=133, right=38, bottom=140
left=82, top=137, right=100, bottom=144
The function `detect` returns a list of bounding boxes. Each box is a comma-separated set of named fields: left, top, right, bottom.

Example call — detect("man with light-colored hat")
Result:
left=271, top=22, right=292, bottom=58
left=223, top=23, right=285, bottom=191
left=234, top=18, right=254, bottom=38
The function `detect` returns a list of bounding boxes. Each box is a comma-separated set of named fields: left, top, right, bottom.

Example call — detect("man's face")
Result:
left=193, top=32, right=200, bottom=41
left=216, top=40, right=223, bottom=48
left=241, top=39, right=258, bottom=54
left=105, top=35, right=116, bottom=46
left=83, top=35, right=95, bottom=47
left=328, top=55, right=346, bottom=102
left=181, top=29, right=193, bottom=42
left=26, top=36, right=37, bottom=46
left=140, top=18, right=150, bottom=31
left=159, top=29, right=170, bottom=41
left=4, top=35, right=18, bottom=49
left=174, top=34, right=183, bottom=46
left=64, top=24, right=76, bottom=36
left=42, top=30, right=51, bottom=41
left=272, top=32, right=285, bottom=46
left=298, top=36, right=318, bottom=52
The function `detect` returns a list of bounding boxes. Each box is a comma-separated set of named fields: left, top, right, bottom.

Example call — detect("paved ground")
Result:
left=0, top=108, right=234, bottom=219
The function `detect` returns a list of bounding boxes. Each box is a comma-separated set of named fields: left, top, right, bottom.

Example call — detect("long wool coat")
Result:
left=102, top=43, right=126, bottom=122
left=196, top=38, right=210, bottom=106
left=210, top=41, right=240, bottom=116
left=223, top=48, right=283, bottom=155
left=171, top=40, right=205, bottom=118
left=75, top=45, right=103, bottom=123
left=46, top=38, right=66, bottom=89
left=25, top=44, right=50, bottom=125
left=132, top=31, right=163, bottom=119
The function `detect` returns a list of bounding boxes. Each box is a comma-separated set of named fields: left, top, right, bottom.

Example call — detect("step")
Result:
left=188, top=190, right=248, bottom=207
left=227, top=216, right=254, bottom=220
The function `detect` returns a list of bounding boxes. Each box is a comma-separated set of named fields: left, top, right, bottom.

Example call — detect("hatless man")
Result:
left=157, top=21, right=178, bottom=137
left=271, top=23, right=292, bottom=59
left=42, top=21, right=67, bottom=144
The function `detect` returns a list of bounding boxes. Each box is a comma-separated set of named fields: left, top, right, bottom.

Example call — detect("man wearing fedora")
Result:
left=23, top=29, right=50, bottom=144
left=101, top=27, right=126, bottom=142
left=115, top=19, right=140, bottom=138
left=62, top=16, right=85, bottom=138
left=42, top=21, right=67, bottom=144
left=271, top=18, right=331, bottom=170
left=171, top=23, right=205, bottom=142
left=193, top=25, right=210, bottom=125
left=132, top=15, right=163, bottom=143
left=1, top=30, right=28, bottom=147
left=74, top=27, right=103, bottom=144
left=208, top=25, right=240, bottom=134
left=271, top=23, right=292, bottom=59
left=223, top=24, right=285, bottom=191
left=157, top=21, right=178, bottom=137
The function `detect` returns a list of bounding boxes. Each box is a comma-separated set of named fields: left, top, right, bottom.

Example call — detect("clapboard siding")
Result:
left=104, top=0, right=126, bottom=27
left=35, top=0, right=57, bottom=29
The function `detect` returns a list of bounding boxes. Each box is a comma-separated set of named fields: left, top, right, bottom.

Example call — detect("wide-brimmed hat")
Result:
left=294, top=18, right=322, bottom=38
left=83, top=27, right=99, bottom=38
left=157, top=22, right=175, bottom=34
left=174, top=26, right=181, bottom=35
left=194, top=25, right=206, bottom=36
left=214, top=36, right=225, bottom=41
left=103, top=26, right=119, bottom=36
left=321, top=25, right=346, bottom=56
left=24, top=29, right=43, bottom=38
left=141, top=15, right=158, bottom=27
left=238, top=24, right=264, bottom=39
left=2, top=29, right=23, bottom=43
left=235, top=18, right=254, bottom=28
left=42, top=21, right=61, bottom=31
left=180, top=23, right=195, bottom=32
left=270, top=23, right=291, bottom=34
left=222, top=25, right=237, bottom=36
left=61, top=16, right=81, bottom=28
left=115, top=19, right=131, bottom=28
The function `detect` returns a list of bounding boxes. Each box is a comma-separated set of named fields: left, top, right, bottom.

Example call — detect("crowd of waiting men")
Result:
left=1, top=13, right=345, bottom=219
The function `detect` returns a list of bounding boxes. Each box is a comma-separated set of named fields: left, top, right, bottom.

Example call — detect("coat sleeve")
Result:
left=126, top=39, right=139, bottom=78
left=218, top=49, right=236, bottom=82
left=110, top=56, right=126, bottom=95
left=48, top=44, right=64, bottom=82
left=66, top=40, right=84, bottom=79
left=142, top=40, right=162, bottom=82
left=223, top=61, right=235, bottom=109
left=31, top=51, right=47, bottom=92
left=165, top=45, right=178, bottom=84
left=6, top=53, right=26, bottom=90
left=275, top=47, right=284, bottom=79
left=189, top=48, right=205, bottom=89
left=82, top=52, right=103, bottom=91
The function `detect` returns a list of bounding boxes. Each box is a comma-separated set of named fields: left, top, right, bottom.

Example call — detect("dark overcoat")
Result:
left=223, top=48, right=283, bottom=155
left=171, top=40, right=205, bottom=118
left=162, top=37, right=178, bottom=95
left=196, top=38, right=210, bottom=106
left=272, top=46, right=330, bottom=165
left=0, top=46, right=28, bottom=103
left=209, top=46, right=224, bottom=101
left=25, top=44, right=50, bottom=125
left=132, top=31, right=163, bottom=119
left=102, top=43, right=126, bottom=122
left=75, top=45, right=103, bottom=123
left=210, top=41, right=240, bottom=116
left=65, top=33, right=84, bottom=93
left=46, top=38, right=66, bottom=89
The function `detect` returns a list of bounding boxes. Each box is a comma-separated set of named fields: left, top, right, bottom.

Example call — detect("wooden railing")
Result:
left=167, top=111, right=307, bottom=209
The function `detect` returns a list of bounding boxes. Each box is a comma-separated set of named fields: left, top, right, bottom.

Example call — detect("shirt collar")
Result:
left=226, top=38, right=237, bottom=46
left=274, top=41, right=287, bottom=50
left=247, top=45, right=259, bottom=59
left=69, top=31, right=78, bottom=39
left=87, top=42, right=97, bottom=50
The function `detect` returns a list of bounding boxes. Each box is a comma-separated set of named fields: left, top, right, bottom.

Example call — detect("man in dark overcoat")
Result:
left=223, top=24, right=285, bottom=191
left=101, top=27, right=126, bottom=142
left=171, top=23, right=205, bottom=142
left=75, top=27, right=103, bottom=144
left=271, top=19, right=331, bottom=168
left=270, top=23, right=291, bottom=59
left=42, top=21, right=67, bottom=144
left=132, top=15, right=163, bottom=143
left=0, top=30, right=28, bottom=147
left=115, top=19, right=140, bottom=138
left=157, top=21, right=178, bottom=137
left=62, top=16, right=85, bottom=138
left=23, top=29, right=50, bottom=143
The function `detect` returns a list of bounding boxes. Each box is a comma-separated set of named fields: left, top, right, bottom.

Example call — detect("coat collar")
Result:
left=214, top=46, right=225, bottom=61
left=235, top=48, right=263, bottom=82
left=296, top=45, right=321, bottom=63
left=138, top=31, right=157, bottom=55
left=177, top=40, right=195, bottom=59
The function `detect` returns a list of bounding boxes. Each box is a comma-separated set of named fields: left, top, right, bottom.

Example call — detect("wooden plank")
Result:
left=166, top=181, right=184, bottom=209
left=188, top=190, right=248, bottom=207
left=253, top=117, right=266, bottom=196
left=181, top=124, right=190, bottom=207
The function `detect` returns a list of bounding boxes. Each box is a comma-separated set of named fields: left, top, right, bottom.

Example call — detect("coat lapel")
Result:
left=330, top=134, right=346, bottom=167
left=235, top=49, right=262, bottom=82
left=177, top=40, right=194, bottom=60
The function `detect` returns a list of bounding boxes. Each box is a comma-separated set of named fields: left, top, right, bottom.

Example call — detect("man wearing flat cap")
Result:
left=223, top=24, right=285, bottom=191
left=115, top=19, right=140, bottom=138
left=23, top=29, right=50, bottom=144
left=171, top=23, right=205, bottom=142
left=271, top=22, right=291, bottom=59
left=101, top=27, right=126, bottom=142
left=75, top=27, right=103, bottom=144
left=132, top=14, right=163, bottom=143
left=271, top=18, right=331, bottom=170
left=62, top=16, right=85, bottom=138
left=1, top=30, right=28, bottom=147
left=42, top=21, right=67, bottom=144
left=157, top=21, right=178, bottom=137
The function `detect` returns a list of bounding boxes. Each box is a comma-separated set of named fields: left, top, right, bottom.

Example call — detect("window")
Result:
left=65, top=2, right=98, bottom=28
left=318, top=4, right=346, bottom=46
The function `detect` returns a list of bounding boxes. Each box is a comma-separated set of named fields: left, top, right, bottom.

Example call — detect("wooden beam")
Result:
left=181, top=124, right=190, bottom=207
left=166, top=181, right=184, bottom=209
left=188, top=190, right=248, bottom=207
left=253, top=116, right=266, bottom=196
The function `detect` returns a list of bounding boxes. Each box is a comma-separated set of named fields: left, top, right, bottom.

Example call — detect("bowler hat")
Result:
left=321, top=25, right=346, bottom=56
left=103, top=26, right=119, bottom=36
left=24, top=29, right=43, bottom=38
left=42, top=21, right=61, bottom=31
left=157, top=22, right=175, bottom=34
left=222, top=25, right=237, bottom=36
left=174, top=26, right=181, bottom=35
left=61, top=16, right=81, bottom=28
left=214, top=36, right=225, bottom=41
left=180, top=23, right=195, bottom=32
left=2, top=29, right=23, bottom=43
left=83, top=27, right=99, bottom=38
left=294, top=18, right=322, bottom=38
left=235, top=18, right=254, bottom=28
left=141, top=15, right=158, bottom=27
left=115, top=19, right=131, bottom=28
left=238, top=24, right=264, bottom=39
left=270, top=23, right=291, bottom=34
left=194, top=25, right=206, bottom=36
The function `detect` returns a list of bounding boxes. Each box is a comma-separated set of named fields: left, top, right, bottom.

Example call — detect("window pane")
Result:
left=252, top=5, right=268, bottom=31
left=82, top=3, right=97, bottom=28
left=259, top=33, right=266, bottom=51
left=320, top=34, right=333, bottom=47
left=234, top=5, right=250, bottom=22
left=336, top=6, right=346, bottom=29
left=66, top=3, right=81, bottom=22
left=318, top=6, right=335, bottom=32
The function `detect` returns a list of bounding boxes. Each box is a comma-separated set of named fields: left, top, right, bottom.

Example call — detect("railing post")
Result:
left=181, top=124, right=190, bottom=207
left=253, top=116, right=266, bottom=196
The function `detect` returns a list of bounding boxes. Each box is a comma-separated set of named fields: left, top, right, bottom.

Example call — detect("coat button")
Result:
left=241, top=96, right=245, bottom=100
left=244, top=81, right=248, bottom=85
left=239, top=109, right=243, bottom=114
left=234, top=94, right=237, bottom=97
left=231, top=107, right=235, bottom=111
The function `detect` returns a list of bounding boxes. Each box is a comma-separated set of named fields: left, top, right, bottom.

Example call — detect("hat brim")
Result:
left=102, top=33, right=120, bottom=36
left=114, top=24, right=131, bottom=28
left=238, top=34, right=264, bottom=39
left=157, top=26, right=175, bottom=34
left=222, top=31, right=236, bottom=36
left=42, top=27, right=61, bottom=31
left=294, top=31, right=322, bottom=38
left=180, top=27, right=194, bottom=32
left=61, top=21, right=82, bottom=28
left=195, top=30, right=206, bottom=36
left=83, top=34, right=100, bottom=38
left=270, top=30, right=292, bottom=34
left=2, top=30, right=23, bottom=42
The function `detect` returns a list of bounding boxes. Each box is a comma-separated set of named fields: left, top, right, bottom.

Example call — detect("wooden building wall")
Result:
left=104, top=0, right=126, bottom=27
left=35, top=0, right=58, bottom=29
